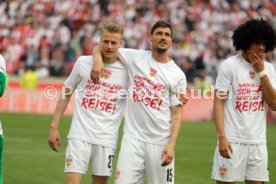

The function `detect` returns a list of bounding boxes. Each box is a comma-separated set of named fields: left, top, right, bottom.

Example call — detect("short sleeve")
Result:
left=0, top=55, right=6, bottom=74
left=118, top=48, right=147, bottom=68
left=215, top=61, right=232, bottom=92
left=170, top=74, right=187, bottom=106
left=64, top=58, right=81, bottom=89
left=268, top=64, right=276, bottom=89
left=0, top=72, right=6, bottom=96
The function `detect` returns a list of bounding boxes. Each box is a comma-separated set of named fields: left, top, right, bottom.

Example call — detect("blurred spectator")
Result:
left=194, top=70, right=213, bottom=96
left=180, top=58, right=195, bottom=84
left=26, top=43, right=39, bottom=67
left=20, top=66, right=38, bottom=89
left=49, top=44, right=65, bottom=76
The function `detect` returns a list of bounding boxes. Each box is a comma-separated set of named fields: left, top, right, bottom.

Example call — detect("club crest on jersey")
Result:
left=102, top=68, right=112, bottom=79
left=66, top=155, right=73, bottom=168
left=249, top=69, right=256, bottom=80
left=150, top=68, right=157, bottom=77
left=115, top=169, right=120, bottom=181
left=219, top=165, right=228, bottom=177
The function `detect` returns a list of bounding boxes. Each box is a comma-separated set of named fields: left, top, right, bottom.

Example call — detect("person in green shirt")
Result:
left=0, top=54, right=6, bottom=184
left=0, top=55, right=6, bottom=96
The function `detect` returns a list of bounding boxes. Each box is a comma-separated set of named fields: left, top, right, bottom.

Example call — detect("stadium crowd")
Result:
left=0, top=0, right=275, bottom=87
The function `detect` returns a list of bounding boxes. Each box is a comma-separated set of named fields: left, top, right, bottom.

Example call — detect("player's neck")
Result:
left=151, top=51, right=170, bottom=63
left=103, top=57, right=117, bottom=64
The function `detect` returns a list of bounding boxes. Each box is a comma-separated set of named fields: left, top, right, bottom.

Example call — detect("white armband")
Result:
left=257, top=70, right=267, bottom=78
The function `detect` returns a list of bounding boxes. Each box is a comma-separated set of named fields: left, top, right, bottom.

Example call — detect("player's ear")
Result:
left=244, top=49, right=250, bottom=55
left=149, top=36, right=153, bottom=45
left=242, top=49, right=250, bottom=61
left=119, top=39, right=124, bottom=48
left=148, top=38, right=152, bottom=49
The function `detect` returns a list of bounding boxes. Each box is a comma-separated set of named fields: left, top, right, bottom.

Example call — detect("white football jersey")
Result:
left=118, top=48, right=187, bottom=145
left=215, top=54, right=276, bottom=144
left=65, top=56, right=128, bottom=148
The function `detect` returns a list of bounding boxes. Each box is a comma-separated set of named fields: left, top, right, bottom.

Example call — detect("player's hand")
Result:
left=90, top=62, right=104, bottom=84
left=178, top=93, right=189, bottom=105
left=161, top=144, right=174, bottom=166
left=218, top=137, right=232, bottom=159
left=247, top=50, right=264, bottom=73
left=48, top=127, right=61, bottom=152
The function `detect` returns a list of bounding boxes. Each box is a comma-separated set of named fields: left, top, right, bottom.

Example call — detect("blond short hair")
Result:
left=101, top=23, right=124, bottom=36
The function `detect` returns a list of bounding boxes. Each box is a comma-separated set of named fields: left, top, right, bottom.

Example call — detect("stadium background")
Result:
left=0, top=0, right=276, bottom=183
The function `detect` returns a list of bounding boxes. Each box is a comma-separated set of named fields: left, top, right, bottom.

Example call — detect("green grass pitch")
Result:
left=1, top=113, right=276, bottom=184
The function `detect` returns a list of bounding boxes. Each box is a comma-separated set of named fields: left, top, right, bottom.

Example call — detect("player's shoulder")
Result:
left=264, top=60, right=274, bottom=68
left=119, top=48, right=149, bottom=56
left=219, top=54, right=241, bottom=70
left=223, top=54, right=241, bottom=64
left=167, top=59, right=186, bottom=79
left=74, top=56, right=93, bottom=68
left=76, top=55, right=93, bottom=64
left=264, top=61, right=276, bottom=75
left=169, top=59, right=183, bottom=72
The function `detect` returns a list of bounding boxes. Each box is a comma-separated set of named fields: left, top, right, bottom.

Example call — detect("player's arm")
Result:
left=248, top=51, right=276, bottom=110
left=259, top=74, right=276, bottom=110
left=48, top=87, right=73, bottom=152
left=91, top=45, right=104, bottom=84
left=0, top=72, right=6, bottom=97
left=161, top=76, right=187, bottom=166
left=214, top=90, right=232, bottom=159
left=90, top=46, right=143, bottom=83
left=48, top=58, right=80, bottom=152
left=161, top=105, right=183, bottom=166
left=214, top=60, right=233, bottom=159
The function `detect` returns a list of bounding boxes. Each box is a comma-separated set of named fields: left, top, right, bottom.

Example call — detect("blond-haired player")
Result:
left=48, top=23, right=128, bottom=184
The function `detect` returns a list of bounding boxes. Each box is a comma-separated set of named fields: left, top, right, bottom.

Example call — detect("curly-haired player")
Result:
left=211, top=19, right=276, bottom=184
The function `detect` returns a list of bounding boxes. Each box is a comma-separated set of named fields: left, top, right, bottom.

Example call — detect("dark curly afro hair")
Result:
left=232, top=19, right=276, bottom=52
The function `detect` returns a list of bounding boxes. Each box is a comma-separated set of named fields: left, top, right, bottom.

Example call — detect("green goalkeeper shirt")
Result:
left=0, top=55, right=6, bottom=97
left=0, top=72, right=6, bottom=97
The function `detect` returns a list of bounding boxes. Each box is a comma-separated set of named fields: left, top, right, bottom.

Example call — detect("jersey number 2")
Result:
left=108, top=155, right=114, bottom=168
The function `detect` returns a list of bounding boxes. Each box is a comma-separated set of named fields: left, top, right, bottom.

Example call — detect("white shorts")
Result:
left=115, top=136, right=174, bottom=184
left=64, top=138, right=115, bottom=176
left=211, top=142, right=269, bottom=182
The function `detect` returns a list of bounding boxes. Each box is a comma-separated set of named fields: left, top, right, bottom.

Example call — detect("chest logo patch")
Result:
left=150, top=68, right=157, bottom=77
left=249, top=69, right=256, bottom=80
left=102, top=68, right=112, bottom=79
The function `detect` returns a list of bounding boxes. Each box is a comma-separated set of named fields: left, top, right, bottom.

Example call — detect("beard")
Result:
left=156, top=47, right=167, bottom=54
